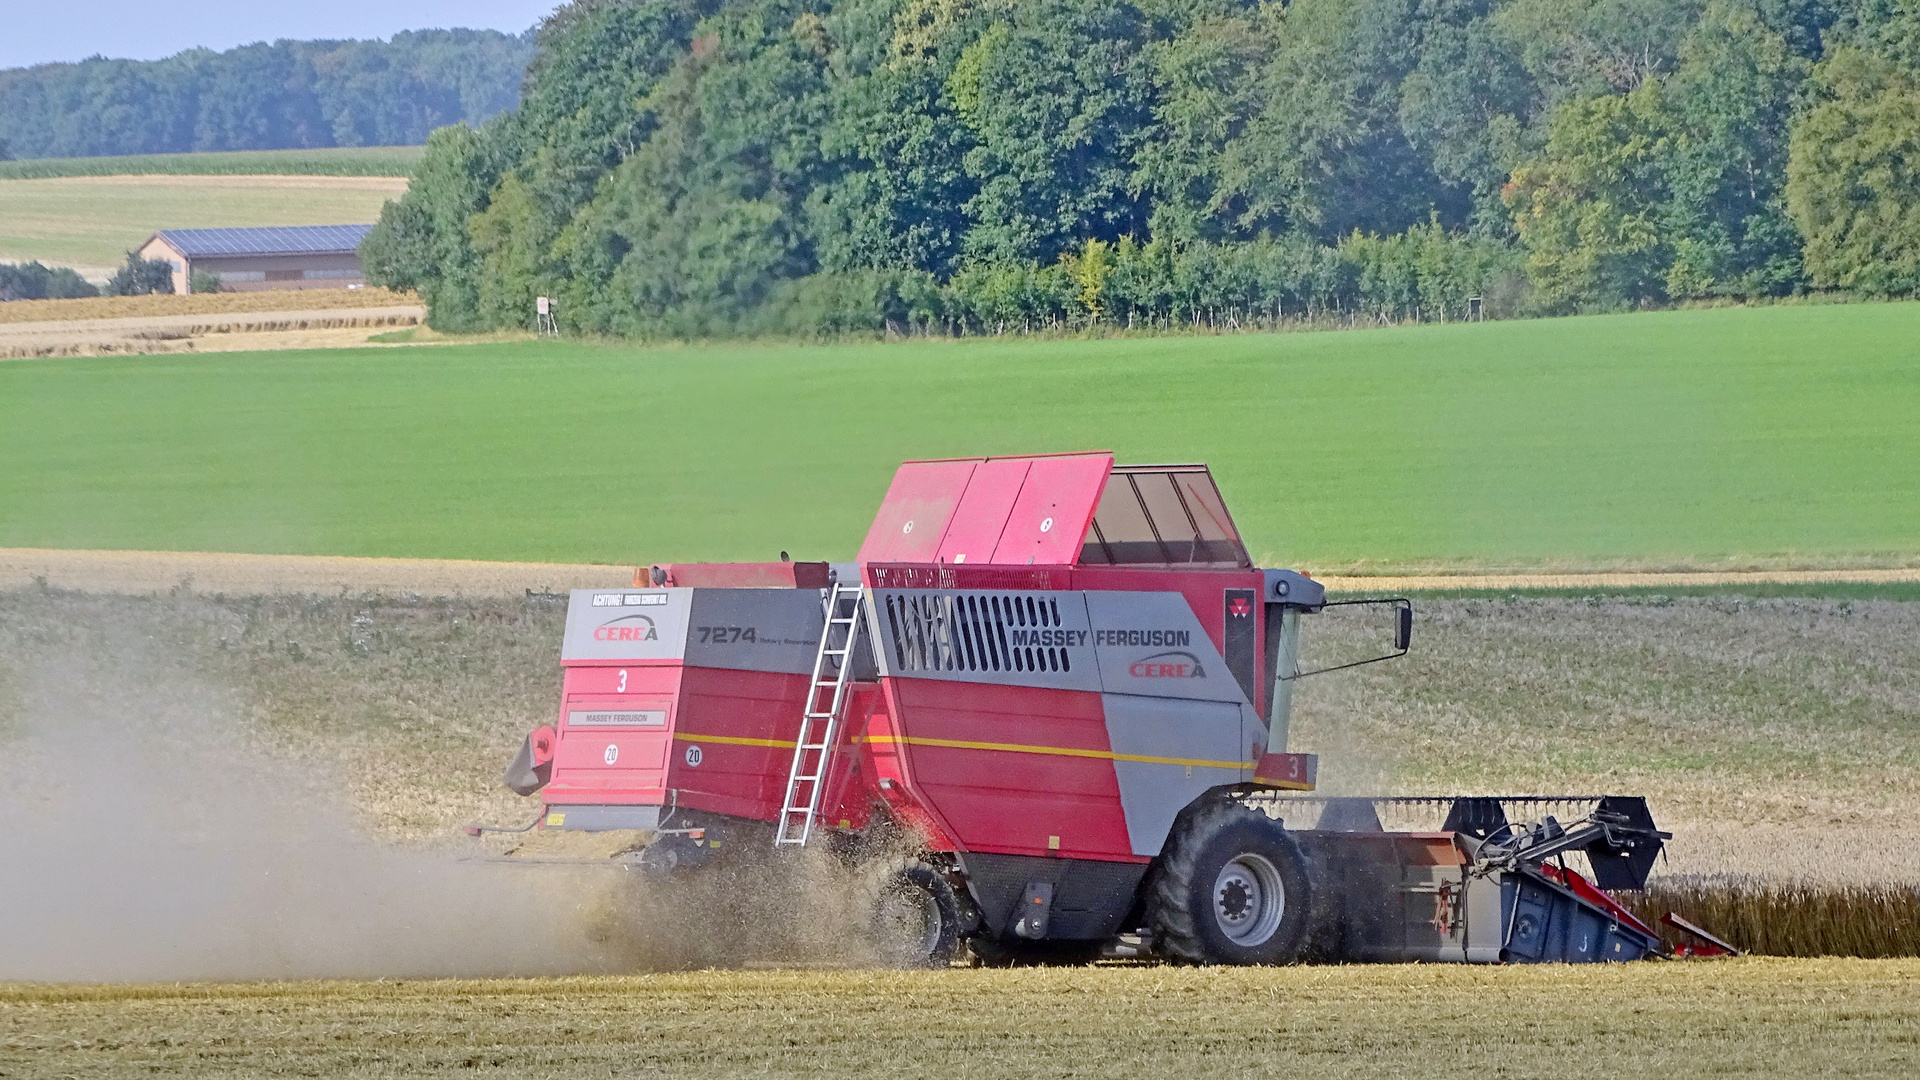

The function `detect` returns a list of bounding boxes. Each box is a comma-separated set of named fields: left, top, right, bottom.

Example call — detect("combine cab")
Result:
left=493, top=452, right=1672, bottom=965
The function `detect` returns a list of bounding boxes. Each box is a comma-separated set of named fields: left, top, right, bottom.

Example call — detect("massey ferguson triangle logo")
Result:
left=594, top=614, right=659, bottom=641
left=1130, top=650, right=1206, bottom=678
left=1229, top=596, right=1253, bottom=617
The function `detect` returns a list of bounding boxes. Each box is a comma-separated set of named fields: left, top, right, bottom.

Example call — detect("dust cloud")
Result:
left=0, top=607, right=917, bottom=983
left=0, top=632, right=627, bottom=983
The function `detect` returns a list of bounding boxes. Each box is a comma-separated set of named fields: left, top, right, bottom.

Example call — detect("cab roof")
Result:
left=855, top=452, right=1251, bottom=569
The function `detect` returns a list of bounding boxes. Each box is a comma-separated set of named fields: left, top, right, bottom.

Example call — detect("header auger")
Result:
left=486, top=452, right=1680, bottom=965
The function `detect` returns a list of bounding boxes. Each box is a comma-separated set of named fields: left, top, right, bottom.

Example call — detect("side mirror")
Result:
left=1282, top=597, right=1413, bottom=679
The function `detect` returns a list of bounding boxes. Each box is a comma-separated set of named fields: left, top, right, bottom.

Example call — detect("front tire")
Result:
left=1149, top=799, right=1310, bottom=964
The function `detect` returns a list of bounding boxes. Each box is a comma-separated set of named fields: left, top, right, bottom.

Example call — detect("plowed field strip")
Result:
left=5, top=547, right=1916, bottom=597
left=0, top=547, right=630, bottom=596
left=1318, top=567, right=1920, bottom=592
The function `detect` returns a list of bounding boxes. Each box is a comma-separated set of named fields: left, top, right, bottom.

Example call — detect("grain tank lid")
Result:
left=855, top=452, right=1115, bottom=566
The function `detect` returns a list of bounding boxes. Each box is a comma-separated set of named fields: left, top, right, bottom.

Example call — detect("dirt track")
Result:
left=0, top=305, right=425, bottom=359
left=1315, top=567, right=1920, bottom=592
left=4, top=546, right=1915, bottom=598
left=0, top=548, right=631, bottom=596
left=0, top=287, right=419, bottom=324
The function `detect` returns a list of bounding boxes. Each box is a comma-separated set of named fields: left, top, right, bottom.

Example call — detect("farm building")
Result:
left=136, top=224, right=375, bottom=294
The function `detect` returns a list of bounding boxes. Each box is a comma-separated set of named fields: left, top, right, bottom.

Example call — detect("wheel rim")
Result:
left=874, top=878, right=942, bottom=961
left=1212, top=853, right=1285, bottom=947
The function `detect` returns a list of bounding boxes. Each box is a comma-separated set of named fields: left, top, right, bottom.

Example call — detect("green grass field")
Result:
left=0, top=146, right=424, bottom=180
left=0, top=174, right=407, bottom=277
left=2, top=302, right=1917, bottom=569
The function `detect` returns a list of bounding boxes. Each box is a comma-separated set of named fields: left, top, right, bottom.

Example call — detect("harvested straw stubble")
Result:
left=5, top=961, right=1919, bottom=1079
left=0, top=287, right=419, bottom=324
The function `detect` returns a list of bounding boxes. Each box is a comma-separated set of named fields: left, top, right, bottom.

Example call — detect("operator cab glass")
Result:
left=1078, top=465, right=1251, bottom=568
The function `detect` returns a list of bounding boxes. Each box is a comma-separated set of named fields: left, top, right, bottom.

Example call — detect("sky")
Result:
left=0, top=1, right=561, bottom=70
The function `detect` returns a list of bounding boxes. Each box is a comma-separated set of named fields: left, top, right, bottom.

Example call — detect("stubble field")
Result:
left=1, top=585, right=1912, bottom=897
left=5, top=961, right=1917, bottom=1079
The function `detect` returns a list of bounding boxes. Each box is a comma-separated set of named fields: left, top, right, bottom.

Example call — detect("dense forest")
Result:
left=363, top=0, right=1920, bottom=334
left=0, top=30, right=535, bottom=159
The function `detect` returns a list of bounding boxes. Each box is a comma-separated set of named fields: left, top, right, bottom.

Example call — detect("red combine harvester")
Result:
left=494, top=452, right=1675, bottom=965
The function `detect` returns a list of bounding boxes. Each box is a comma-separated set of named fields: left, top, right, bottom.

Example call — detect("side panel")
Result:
left=544, top=664, right=683, bottom=805
left=562, top=588, right=690, bottom=662
left=1073, top=568, right=1268, bottom=712
left=883, top=678, right=1135, bottom=860
left=957, top=852, right=1149, bottom=939
left=668, top=666, right=813, bottom=822
left=936, top=458, right=1030, bottom=563
left=818, top=686, right=886, bottom=833
left=857, top=459, right=980, bottom=564
left=1084, top=589, right=1252, bottom=705
left=1102, top=694, right=1253, bottom=856
left=684, top=588, right=824, bottom=674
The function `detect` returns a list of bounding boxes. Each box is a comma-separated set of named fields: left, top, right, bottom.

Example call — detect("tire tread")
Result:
left=1148, top=798, right=1309, bottom=965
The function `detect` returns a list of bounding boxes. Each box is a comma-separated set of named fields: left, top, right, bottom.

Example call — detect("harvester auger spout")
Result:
left=482, top=452, right=1689, bottom=966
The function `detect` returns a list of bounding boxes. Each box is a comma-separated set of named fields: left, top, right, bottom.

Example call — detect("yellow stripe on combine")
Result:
left=669, top=731, right=1253, bottom=771
left=671, top=733, right=795, bottom=749
left=854, top=733, right=1250, bottom=772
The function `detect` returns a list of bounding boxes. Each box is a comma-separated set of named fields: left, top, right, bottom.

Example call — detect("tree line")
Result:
left=360, top=0, right=1920, bottom=335
left=0, top=30, right=535, bottom=159
left=0, top=254, right=193, bottom=301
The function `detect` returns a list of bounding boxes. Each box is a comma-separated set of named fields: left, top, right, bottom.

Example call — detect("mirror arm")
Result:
left=1279, top=598, right=1413, bottom=681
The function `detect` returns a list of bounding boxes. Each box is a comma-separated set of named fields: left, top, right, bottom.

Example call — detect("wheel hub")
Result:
left=1212, top=853, right=1285, bottom=947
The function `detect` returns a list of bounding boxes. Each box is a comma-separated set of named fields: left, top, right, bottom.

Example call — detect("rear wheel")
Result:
left=867, top=857, right=962, bottom=967
left=1149, top=799, right=1310, bottom=965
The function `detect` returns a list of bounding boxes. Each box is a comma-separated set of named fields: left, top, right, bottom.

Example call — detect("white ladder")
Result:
left=775, top=582, right=865, bottom=847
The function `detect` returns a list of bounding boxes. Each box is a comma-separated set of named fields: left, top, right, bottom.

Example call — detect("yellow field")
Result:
left=0, top=174, right=406, bottom=279
left=2, top=961, right=1914, bottom=1078
left=0, top=287, right=419, bottom=324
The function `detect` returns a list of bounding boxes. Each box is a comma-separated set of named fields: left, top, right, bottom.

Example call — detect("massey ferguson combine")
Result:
left=494, top=452, right=1682, bottom=966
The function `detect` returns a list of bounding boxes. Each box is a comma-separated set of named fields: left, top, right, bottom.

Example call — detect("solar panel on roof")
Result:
left=153, top=224, right=376, bottom=257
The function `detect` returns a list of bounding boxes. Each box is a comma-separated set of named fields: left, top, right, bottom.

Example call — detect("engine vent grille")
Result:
left=881, top=592, right=1072, bottom=675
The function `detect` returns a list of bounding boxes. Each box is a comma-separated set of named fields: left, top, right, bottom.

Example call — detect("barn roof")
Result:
left=151, top=224, right=374, bottom=257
